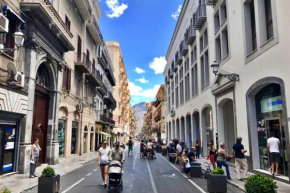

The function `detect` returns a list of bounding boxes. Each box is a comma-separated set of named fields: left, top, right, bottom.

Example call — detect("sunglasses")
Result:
left=103, top=143, right=107, bottom=145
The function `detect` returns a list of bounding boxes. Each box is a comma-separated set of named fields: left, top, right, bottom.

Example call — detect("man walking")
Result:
left=267, top=132, right=281, bottom=176
left=127, top=137, right=134, bottom=157
left=175, top=141, right=182, bottom=164
left=109, top=141, right=125, bottom=164
left=232, top=137, right=248, bottom=181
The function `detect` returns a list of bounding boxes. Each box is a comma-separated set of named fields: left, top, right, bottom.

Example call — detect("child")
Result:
left=184, top=156, right=191, bottom=179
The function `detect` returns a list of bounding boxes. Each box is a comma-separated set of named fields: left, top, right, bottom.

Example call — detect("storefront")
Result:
left=247, top=79, right=290, bottom=178
left=0, top=120, right=19, bottom=175
left=58, top=120, right=66, bottom=158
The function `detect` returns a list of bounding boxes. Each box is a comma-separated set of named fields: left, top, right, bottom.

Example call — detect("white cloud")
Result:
left=134, top=97, right=139, bottom=101
left=149, top=56, right=167, bottom=74
left=106, top=0, right=128, bottom=18
left=134, top=67, right=145, bottom=74
left=129, top=81, right=160, bottom=98
left=172, top=5, right=182, bottom=20
left=135, top=77, right=149, bottom=84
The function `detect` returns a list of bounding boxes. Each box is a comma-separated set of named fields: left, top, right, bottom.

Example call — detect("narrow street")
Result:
left=27, top=143, right=243, bottom=193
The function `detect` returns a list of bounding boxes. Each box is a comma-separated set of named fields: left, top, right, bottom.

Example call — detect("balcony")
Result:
left=154, top=111, right=161, bottom=122
left=97, top=79, right=108, bottom=96
left=206, top=0, right=218, bottom=6
left=75, top=53, right=91, bottom=73
left=73, top=0, right=92, bottom=21
left=186, top=25, right=196, bottom=45
left=173, top=63, right=178, bottom=72
left=154, top=98, right=161, bottom=107
left=87, top=16, right=103, bottom=45
left=98, top=51, right=108, bottom=69
left=100, top=114, right=115, bottom=126
left=169, top=71, right=174, bottom=79
left=180, top=41, right=189, bottom=56
left=105, top=64, right=116, bottom=86
left=21, top=0, right=74, bottom=51
left=85, top=67, right=102, bottom=86
left=104, top=90, right=117, bottom=109
left=194, top=5, right=207, bottom=30
left=165, top=77, right=170, bottom=85
left=175, top=51, right=183, bottom=65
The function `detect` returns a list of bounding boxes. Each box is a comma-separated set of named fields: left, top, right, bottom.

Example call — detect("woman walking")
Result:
left=216, top=143, right=233, bottom=180
left=195, top=140, right=201, bottom=158
left=30, top=138, right=41, bottom=178
left=98, top=140, right=111, bottom=188
left=208, top=140, right=216, bottom=169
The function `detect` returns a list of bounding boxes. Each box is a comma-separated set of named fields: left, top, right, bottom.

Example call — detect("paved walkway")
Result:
left=197, top=157, right=290, bottom=192
left=0, top=152, right=98, bottom=193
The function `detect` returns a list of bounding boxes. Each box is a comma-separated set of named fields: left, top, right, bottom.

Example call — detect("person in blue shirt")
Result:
left=232, top=137, right=248, bottom=181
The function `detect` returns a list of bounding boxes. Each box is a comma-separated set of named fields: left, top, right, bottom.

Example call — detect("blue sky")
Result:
left=98, top=0, right=183, bottom=106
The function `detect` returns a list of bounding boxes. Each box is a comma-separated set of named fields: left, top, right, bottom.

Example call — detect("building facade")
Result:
left=106, top=41, right=131, bottom=143
left=0, top=0, right=116, bottom=175
left=164, top=0, right=290, bottom=180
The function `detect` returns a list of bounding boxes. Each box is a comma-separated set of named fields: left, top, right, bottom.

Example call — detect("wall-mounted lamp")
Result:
left=210, top=61, right=239, bottom=82
left=0, top=31, right=25, bottom=51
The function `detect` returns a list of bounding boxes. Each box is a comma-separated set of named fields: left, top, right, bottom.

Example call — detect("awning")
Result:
left=97, top=131, right=111, bottom=138
left=112, top=128, right=123, bottom=134
left=2, top=5, right=25, bottom=30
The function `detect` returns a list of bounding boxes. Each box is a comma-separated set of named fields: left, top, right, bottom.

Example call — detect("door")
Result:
left=0, top=123, right=17, bottom=174
left=266, top=119, right=288, bottom=176
left=32, top=95, right=49, bottom=164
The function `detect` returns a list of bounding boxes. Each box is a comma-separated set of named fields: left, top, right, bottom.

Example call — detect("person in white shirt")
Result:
left=183, top=156, right=191, bottom=179
left=147, top=139, right=154, bottom=159
left=98, top=140, right=111, bottom=188
left=175, top=141, right=182, bottom=164
left=267, top=132, right=281, bottom=176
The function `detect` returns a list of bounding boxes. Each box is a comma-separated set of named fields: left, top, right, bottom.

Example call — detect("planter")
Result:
left=38, top=175, right=60, bottom=193
left=207, top=174, right=227, bottom=193
left=162, top=149, right=167, bottom=156
left=168, top=153, right=176, bottom=163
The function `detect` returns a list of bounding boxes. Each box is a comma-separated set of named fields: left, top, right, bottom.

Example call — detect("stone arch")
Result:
left=192, top=111, right=201, bottom=153
left=180, top=116, right=185, bottom=144
left=246, top=77, right=290, bottom=175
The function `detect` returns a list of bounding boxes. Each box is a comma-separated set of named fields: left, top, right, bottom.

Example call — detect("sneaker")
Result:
left=101, top=182, right=105, bottom=185
left=30, top=176, right=35, bottom=178
left=239, top=178, right=244, bottom=181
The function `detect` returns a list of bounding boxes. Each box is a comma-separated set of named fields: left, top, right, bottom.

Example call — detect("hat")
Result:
left=115, top=141, right=120, bottom=146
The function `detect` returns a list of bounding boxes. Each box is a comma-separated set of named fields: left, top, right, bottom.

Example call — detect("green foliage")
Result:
left=211, top=168, right=225, bottom=175
left=245, top=174, right=277, bottom=193
left=41, top=166, right=55, bottom=177
left=162, top=147, right=167, bottom=150
left=0, top=187, right=11, bottom=193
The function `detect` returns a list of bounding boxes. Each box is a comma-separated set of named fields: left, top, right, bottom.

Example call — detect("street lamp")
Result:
left=0, top=31, right=25, bottom=51
left=210, top=61, right=239, bottom=82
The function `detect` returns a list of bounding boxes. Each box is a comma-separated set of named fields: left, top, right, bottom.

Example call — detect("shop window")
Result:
left=62, top=66, right=71, bottom=92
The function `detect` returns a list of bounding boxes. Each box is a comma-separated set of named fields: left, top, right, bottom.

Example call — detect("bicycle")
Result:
left=201, top=162, right=212, bottom=179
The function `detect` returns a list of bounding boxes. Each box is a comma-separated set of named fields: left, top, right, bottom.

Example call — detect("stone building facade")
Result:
left=164, top=0, right=290, bottom=181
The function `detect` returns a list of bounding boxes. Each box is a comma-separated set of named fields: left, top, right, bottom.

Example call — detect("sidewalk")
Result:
left=198, top=157, right=290, bottom=193
left=0, top=152, right=98, bottom=193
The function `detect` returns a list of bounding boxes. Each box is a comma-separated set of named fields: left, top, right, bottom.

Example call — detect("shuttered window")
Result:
left=62, top=66, right=71, bottom=92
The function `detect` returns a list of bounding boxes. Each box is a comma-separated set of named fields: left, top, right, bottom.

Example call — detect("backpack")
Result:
left=128, top=140, right=133, bottom=146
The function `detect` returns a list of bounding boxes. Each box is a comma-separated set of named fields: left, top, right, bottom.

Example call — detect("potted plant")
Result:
left=0, top=187, right=11, bottom=193
left=207, top=168, right=227, bottom=193
left=162, top=147, right=167, bottom=156
left=245, top=173, right=277, bottom=193
left=38, top=166, right=60, bottom=193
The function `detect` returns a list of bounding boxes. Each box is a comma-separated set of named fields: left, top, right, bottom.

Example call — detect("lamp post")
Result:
left=210, top=61, right=239, bottom=82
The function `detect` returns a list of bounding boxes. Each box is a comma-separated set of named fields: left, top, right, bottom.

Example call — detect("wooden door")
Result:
left=32, top=95, right=48, bottom=164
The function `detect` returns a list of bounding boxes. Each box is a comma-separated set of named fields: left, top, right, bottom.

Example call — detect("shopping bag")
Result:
left=30, top=158, right=35, bottom=164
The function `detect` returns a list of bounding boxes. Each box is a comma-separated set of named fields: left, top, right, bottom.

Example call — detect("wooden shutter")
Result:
left=62, top=67, right=67, bottom=90
left=68, top=69, right=71, bottom=92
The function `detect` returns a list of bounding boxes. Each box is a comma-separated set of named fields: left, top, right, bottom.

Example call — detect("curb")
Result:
left=227, top=180, right=246, bottom=192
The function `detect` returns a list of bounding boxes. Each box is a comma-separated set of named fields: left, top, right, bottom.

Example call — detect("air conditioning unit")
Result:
left=0, top=13, right=9, bottom=33
left=76, top=103, right=83, bottom=112
left=14, top=72, right=25, bottom=88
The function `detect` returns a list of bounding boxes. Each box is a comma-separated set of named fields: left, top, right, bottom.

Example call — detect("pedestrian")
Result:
left=172, top=139, right=176, bottom=152
left=232, top=137, right=248, bottom=181
left=167, top=139, right=172, bottom=155
left=147, top=139, right=153, bottom=159
left=267, top=132, right=281, bottom=176
left=207, top=140, right=216, bottom=169
left=30, top=138, right=41, bottom=178
left=175, top=141, right=182, bottom=164
left=216, top=143, right=232, bottom=180
left=127, top=137, right=134, bottom=157
left=195, top=140, right=201, bottom=158
left=183, top=154, right=191, bottom=179
left=140, top=139, right=145, bottom=159
left=174, top=138, right=179, bottom=152
left=109, top=141, right=125, bottom=164
left=98, top=140, right=111, bottom=188
left=188, top=147, right=201, bottom=166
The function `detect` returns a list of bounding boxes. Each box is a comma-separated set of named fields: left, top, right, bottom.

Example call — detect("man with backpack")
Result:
left=127, top=137, right=134, bottom=157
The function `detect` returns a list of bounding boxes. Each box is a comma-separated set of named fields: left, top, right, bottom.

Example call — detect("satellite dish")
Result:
left=7, top=62, right=17, bottom=76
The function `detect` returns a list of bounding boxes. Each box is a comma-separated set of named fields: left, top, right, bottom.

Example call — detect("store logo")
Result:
left=268, top=99, right=282, bottom=107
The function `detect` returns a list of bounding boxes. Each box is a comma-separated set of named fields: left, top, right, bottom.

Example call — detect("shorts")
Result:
left=100, top=162, right=110, bottom=166
left=209, top=154, right=215, bottom=164
left=140, top=149, right=144, bottom=153
left=270, top=152, right=280, bottom=163
left=184, top=168, right=190, bottom=173
left=128, top=146, right=133, bottom=151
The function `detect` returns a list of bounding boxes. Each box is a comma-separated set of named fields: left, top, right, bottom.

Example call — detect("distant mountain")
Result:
left=133, top=102, right=147, bottom=133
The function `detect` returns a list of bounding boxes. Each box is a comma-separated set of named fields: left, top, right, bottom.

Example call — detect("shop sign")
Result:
left=0, top=120, right=16, bottom=125
left=261, top=96, right=282, bottom=113
left=3, top=164, right=12, bottom=172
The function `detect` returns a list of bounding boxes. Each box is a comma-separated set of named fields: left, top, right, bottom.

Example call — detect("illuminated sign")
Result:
left=261, top=96, right=282, bottom=113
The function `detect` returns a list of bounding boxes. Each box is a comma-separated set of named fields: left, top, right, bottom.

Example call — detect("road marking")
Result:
left=86, top=172, right=92, bottom=176
left=93, top=168, right=98, bottom=171
left=128, top=153, right=137, bottom=192
left=146, top=159, right=158, bottom=193
left=158, top=154, right=206, bottom=193
left=62, top=178, right=85, bottom=193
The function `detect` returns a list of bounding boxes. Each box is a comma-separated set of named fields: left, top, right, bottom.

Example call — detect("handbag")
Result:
left=30, top=158, right=35, bottom=164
